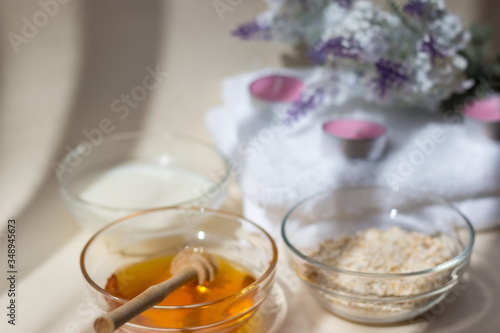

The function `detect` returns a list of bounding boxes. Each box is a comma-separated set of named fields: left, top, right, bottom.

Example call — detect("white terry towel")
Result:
left=207, top=68, right=500, bottom=235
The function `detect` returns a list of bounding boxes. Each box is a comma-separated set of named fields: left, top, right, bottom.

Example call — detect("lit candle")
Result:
left=463, top=96, right=500, bottom=140
left=323, top=119, right=387, bottom=159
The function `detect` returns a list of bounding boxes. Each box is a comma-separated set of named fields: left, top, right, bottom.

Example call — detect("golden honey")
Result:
left=104, top=254, right=257, bottom=331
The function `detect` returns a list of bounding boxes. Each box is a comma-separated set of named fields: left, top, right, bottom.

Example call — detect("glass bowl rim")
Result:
left=281, top=186, right=475, bottom=278
left=80, top=206, right=278, bottom=310
left=56, top=131, right=232, bottom=212
left=123, top=302, right=259, bottom=332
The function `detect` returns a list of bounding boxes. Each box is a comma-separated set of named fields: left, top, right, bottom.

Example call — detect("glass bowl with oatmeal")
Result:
left=282, top=186, right=474, bottom=324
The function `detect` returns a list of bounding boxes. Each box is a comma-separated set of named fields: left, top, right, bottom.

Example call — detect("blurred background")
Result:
left=0, top=0, right=499, bottom=298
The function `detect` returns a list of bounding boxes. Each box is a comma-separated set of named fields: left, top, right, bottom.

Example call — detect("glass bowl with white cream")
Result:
left=57, top=132, right=230, bottom=229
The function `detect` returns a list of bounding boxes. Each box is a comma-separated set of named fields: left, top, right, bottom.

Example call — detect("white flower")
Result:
left=259, top=0, right=339, bottom=44
left=428, top=13, right=470, bottom=55
left=321, top=1, right=395, bottom=62
left=241, top=0, right=471, bottom=111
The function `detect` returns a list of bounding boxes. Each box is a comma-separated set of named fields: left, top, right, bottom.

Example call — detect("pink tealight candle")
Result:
left=323, top=119, right=387, bottom=159
left=249, top=75, right=304, bottom=104
left=464, top=96, right=500, bottom=140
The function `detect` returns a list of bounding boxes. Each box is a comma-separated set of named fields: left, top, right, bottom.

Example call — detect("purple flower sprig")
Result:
left=333, top=0, right=354, bottom=10
left=403, top=0, right=427, bottom=17
left=308, top=37, right=362, bottom=65
left=372, top=59, right=410, bottom=98
left=284, top=88, right=325, bottom=125
left=420, top=35, right=444, bottom=65
left=231, top=21, right=272, bottom=40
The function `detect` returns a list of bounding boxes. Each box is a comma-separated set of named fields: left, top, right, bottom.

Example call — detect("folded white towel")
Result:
left=206, top=68, right=500, bottom=233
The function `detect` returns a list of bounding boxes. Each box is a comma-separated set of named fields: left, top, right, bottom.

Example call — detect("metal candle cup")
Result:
left=463, top=96, right=500, bottom=141
left=323, top=119, right=387, bottom=159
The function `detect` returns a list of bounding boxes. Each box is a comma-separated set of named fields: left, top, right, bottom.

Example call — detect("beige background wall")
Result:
left=0, top=0, right=496, bottom=282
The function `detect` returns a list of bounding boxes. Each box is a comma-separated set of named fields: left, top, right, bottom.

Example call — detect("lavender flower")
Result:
left=285, top=88, right=325, bottom=125
left=333, top=0, right=354, bottom=10
left=231, top=21, right=272, bottom=40
left=420, top=35, right=444, bottom=65
left=308, top=37, right=362, bottom=65
left=403, top=0, right=427, bottom=17
left=233, top=0, right=469, bottom=110
left=372, top=59, right=409, bottom=98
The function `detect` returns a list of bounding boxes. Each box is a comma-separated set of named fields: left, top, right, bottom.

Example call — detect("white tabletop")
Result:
left=1, top=190, right=499, bottom=333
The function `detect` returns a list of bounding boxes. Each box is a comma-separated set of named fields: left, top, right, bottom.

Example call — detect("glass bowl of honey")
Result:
left=81, top=206, right=278, bottom=332
left=57, top=131, right=231, bottom=230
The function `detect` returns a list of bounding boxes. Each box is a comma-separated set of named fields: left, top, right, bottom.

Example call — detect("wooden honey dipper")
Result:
left=94, top=247, right=219, bottom=333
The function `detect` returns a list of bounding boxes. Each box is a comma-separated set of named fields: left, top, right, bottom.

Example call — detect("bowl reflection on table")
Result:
left=282, top=186, right=475, bottom=324
left=56, top=131, right=231, bottom=230
left=80, top=207, right=278, bottom=333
